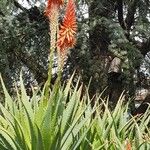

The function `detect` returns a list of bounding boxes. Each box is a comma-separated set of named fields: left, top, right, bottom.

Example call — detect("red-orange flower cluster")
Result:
left=126, top=140, right=132, bottom=150
left=57, top=0, right=77, bottom=51
left=45, top=0, right=64, bottom=16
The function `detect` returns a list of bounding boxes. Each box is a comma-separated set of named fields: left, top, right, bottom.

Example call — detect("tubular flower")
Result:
left=45, top=0, right=64, bottom=17
left=57, top=0, right=77, bottom=52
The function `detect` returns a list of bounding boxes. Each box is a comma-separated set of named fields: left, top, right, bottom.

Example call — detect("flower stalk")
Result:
left=44, top=0, right=77, bottom=99
left=44, top=0, right=64, bottom=100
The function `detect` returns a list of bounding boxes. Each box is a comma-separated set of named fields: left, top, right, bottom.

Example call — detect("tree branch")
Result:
left=125, top=0, right=137, bottom=31
left=116, top=0, right=126, bottom=30
left=13, top=49, right=47, bottom=84
left=117, top=0, right=137, bottom=40
left=116, top=0, right=150, bottom=56
left=139, top=38, right=150, bottom=56
left=13, top=0, right=29, bottom=13
left=12, top=48, right=58, bottom=85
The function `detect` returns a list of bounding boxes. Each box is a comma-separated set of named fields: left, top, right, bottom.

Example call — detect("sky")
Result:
left=18, top=0, right=41, bottom=8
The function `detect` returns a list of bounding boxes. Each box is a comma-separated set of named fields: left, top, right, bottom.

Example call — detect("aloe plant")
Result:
left=0, top=74, right=96, bottom=150
left=0, top=74, right=150, bottom=150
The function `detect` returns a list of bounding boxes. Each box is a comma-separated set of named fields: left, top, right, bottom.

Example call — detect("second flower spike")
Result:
left=57, top=0, right=77, bottom=53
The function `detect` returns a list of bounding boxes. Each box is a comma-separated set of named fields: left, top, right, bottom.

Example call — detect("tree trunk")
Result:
left=88, top=1, right=124, bottom=101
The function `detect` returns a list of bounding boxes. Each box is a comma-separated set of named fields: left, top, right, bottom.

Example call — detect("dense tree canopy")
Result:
left=0, top=0, right=150, bottom=108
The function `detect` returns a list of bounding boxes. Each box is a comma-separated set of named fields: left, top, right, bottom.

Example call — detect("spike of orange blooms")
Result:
left=57, top=0, right=77, bottom=52
left=45, top=0, right=64, bottom=16
left=126, top=140, right=132, bottom=150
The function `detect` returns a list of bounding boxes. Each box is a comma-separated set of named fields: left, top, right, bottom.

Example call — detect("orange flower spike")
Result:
left=45, top=0, right=64, bottom=50
left=126, top=140, right=132, bottom=150
left=45, top=0, right=64, bottom=16
left=57, top=0, right=77, bottom=51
